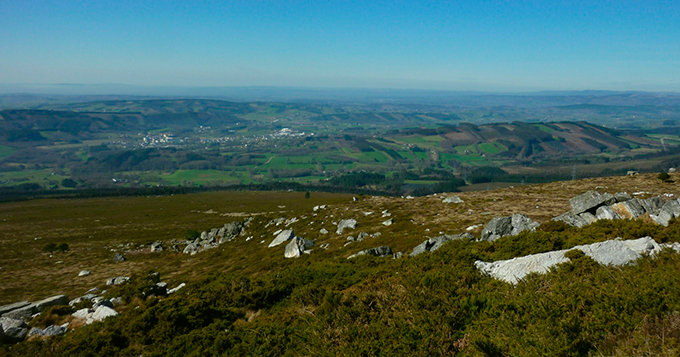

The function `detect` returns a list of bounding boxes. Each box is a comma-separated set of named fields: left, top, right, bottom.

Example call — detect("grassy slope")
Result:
left=3, top=173, right=680, bottom=355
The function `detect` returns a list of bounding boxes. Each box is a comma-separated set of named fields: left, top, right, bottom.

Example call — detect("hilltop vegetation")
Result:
left=2, top=173, right=680, bottom=355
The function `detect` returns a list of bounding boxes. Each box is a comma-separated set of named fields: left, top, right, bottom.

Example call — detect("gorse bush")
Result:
left=7, top=218, right=680, bottom=356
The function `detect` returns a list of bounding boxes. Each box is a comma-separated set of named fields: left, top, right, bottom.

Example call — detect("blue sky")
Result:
left=1, top=0, right=679, bottom=92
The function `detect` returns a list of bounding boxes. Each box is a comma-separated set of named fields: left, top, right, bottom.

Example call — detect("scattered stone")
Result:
left=372, top=232, right=382, bottom=237
left=105, top=277, right=130, bottom=286
left=466, top=224, right=481, bottom=231
left=150, top=241, right=164, bottom=252
left=480, top=216, right=512, bottom=241
left=358, top=232, right=369, bottom=240
left=110, top=297, right=124, bottom=307
left=68, top=294, right=98, bottom=306
left=382, top=218, right=393, bottom=226
left=284, top=236, right=314, bottom=258
left=319, top=228, right=328, bottom=234
left=168, top=283, right=186, bottom=294
left=347, top=246, right=393, bottom=259
left=72, top=308, right=90, bottom=319
left=313, top=205, right=327, bottom=211
left=269, top=229, right=295, bottom=248
left=336, top=219, right=357, bottom=234
left=393, top=252, right=403, bottom=259
left=93, top=300, right=114, bottom=310
left=113, top=253, right=126, bottom=263
left=0, top=317, right=28, bottom=342
left=510, top=213, right=540, bottom=236
left=411, top=233, right=474, bottom=256
left=29, top=324, right=68, bottom=337
left=442, top=196, right=464, bottom=203
left=346, top=236, right=355, bottom=242
left=87, top=306, right=118, bottom=325
left=381, top=210, right=391, bottom=217
left=78, top=270, right=91, bottom=277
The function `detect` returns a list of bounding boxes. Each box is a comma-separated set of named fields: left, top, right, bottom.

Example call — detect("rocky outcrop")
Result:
left=269, top=229, right=294, bottom=248
left=284, top=236, right=314, bottom=258
left=554, top=191, right=680, bottom=228
left=28, top=324, right=68, bottom=338
left=150, top=241, right=164, bottom=252
left=481, top=214, right=539, bottom=242
left=347, top=246, right=393, bottom=259
left=2, top=295, right=69, bottom=320
left=475, top=236, right=676, bottom=284
left=569, top=191, right=615, bottom=214
left=177, top=219, right=248, bottom=255
left=337, top=219, right=357, bottom=234
left=0, top=302, right=30, bottom=316
left=72, top=305, right=119, bottom=325
left=411, top=233, right=474, bottom=256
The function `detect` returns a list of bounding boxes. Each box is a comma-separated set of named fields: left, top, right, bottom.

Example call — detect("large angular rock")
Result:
left=475, top=237, right=663, bottom=284
left=347, top=246, right=393, bottom=259
left=641, top=196, right=665, bottom=216
left=651, top=200, right=680, bottom=226
left=552, top=211, right=588, bottom=228
left=411, top=233, right=474, bottom=256
left=480, top=216, right=512, bottom=241
left=611, top=199, right=646, bottom=219
left=614, top=192, right=632, bottom=203
left=596, top=206, right=620, bottom=220
left=570, top=191, right=613, bottom=214
left=3, top=295, right=69, bottom=320
left=0, top=317, right=28, bottom=343
left=0, top=301, right=30, bottom=316
left=28, top=324, right=68, bottom=338
left=269, top=229, right=295, bottom=248
left=510, top=213, right=540, bottom=236
left=336, top=219, right=357, bottom=234
left=150, top=241, right=164, bottom=252
left=284, top=236, right=314, bottom=258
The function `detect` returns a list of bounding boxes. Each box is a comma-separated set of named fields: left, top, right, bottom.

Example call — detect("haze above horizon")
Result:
left=1, top=1, right=679, bottom=94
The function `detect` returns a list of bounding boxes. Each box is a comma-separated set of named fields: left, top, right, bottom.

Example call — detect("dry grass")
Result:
left=1, top=173, right=678, bottom=306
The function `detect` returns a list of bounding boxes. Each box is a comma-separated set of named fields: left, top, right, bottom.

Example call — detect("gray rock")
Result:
left=221, top=221, right=244, bottom=242
left=183, top=243, right=200, bottom=255
left=92, top=300, right=113, bottom=310
left=651, top=200, right=680, bottom=226
left=480, top=216, right=512, bottom=241
left=167, top=283, right=186, bottom=294
left=3, top=295, right=69, bottom=320
left=393, top=252, right=403, bottom=259
left=105, top=277, right=130, bottom=286
left=284, top=236, right=314, bottom=258
left=113, top=253, right=126, bottom=262
left=0, top=317, right=28, bottom=342
left=614, top=192, right=632, bottom=203
left=552, top=211, right=588, bottom=228
left=596, top=206, right=620, bottom=220
left=86, top=306, right=118, bottom=325
left=411, top=233, right=474, bottom=256
left=0, top=301, right=30, bottom=316
left=347, top=246, right=393, bottom=259
left=510, top=213, right=540, bottom=236
left=110, top=297, right=124, bottom=307
left=641, top=196, right=665, bottom=216
left=150, top=241, right=164, bottom=252
left=78, top=270, right=91, bottom=277
left=475, top=237, right=664, bottom=284
left=569, top=190, right=613, bottom=214
left=336, top=219, right=357, bottom=234
left=269, top=229, right=295, bottom=248
left=358, top=232, right=369, bottom=240
left=442, top=196, right=464, bottom=203
left=68, top=294, right=98, bottom=306
left=72, top=308, right=90, bottom=319
left=382, top=218, right=393, bottom=226
left=578, top=212, right=598, bottom=225
left=29, top=324, right=68, bottom=337
left=611, top=199, right=646, bottom=219
left=319, top=228, right=328, bottom=234
left=346, top=236, right=355, bottom=242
